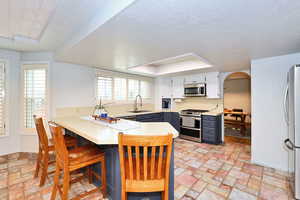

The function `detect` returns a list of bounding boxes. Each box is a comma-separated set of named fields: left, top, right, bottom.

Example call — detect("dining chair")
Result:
left=118, top=133, right=173, bottom=200
left=48, top=122, right=107, bottom=200
left=33, top=115, right=78, bottom=186
left=231, top=108, right=243, bottom=120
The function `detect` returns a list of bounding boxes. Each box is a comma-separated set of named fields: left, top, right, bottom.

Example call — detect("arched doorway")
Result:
left=223, top=72, right=251, bottom=144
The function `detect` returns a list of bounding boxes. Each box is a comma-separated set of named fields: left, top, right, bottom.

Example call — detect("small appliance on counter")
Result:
left=162, top=98, right=171, bottom=110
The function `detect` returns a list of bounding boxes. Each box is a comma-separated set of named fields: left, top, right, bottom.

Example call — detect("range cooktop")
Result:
left=180, top=109, right=209, bottom=116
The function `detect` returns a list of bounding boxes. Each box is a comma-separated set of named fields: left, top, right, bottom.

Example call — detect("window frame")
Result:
left=95, top=73, right=153, bottom=103
left=0, top=59, right=8, bottom=137
left=21, top=61, right=50, bottom=135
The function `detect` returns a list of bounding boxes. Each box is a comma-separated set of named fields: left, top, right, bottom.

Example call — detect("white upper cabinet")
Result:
left=205, top=72, right=220, bottom=98
left=171, top=76, right=185, bottom=98
left=158, top=77, right=172, bottom=98
left=184, top=74, right=205, bottom=84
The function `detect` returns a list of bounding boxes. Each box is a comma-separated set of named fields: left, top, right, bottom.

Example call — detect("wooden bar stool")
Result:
left=33, top=115, right=78, bottom=186
left=118, top=133, right=173, bottom=200
left=48, top=122, right=107, bottom=200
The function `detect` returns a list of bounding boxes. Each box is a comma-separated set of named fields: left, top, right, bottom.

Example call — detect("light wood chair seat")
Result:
left=49, top=122, right=107, bottom=200
left=119, top=133, right=173, bottom=200
left=69, top=147, right=105, bottom=171
left=33, top=115, right=78, bottom=186
left=49, top=135, right=77, bottom=149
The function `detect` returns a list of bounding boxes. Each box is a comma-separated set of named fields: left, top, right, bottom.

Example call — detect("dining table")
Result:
left=224, top=110, right=251, bottom=136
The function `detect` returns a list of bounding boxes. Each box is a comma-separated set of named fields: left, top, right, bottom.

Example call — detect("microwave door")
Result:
left=185, top=87, right=199, bottom=95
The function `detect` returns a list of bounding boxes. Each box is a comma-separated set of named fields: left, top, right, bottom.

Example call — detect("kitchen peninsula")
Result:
left=54, top=116, right=178, bottom=200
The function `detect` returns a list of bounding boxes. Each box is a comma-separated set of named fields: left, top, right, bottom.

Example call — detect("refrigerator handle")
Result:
left=284, top=138, right=300, bottom=149
left=283, top=84, right=289, bottom=125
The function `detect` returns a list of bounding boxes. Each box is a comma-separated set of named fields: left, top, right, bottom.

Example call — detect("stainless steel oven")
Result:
left=184, top=83, right=206, bottom=97
left=180, top=109, right=208, bottom=142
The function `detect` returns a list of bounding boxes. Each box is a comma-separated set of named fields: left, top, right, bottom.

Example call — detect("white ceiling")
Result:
left=55, top=0, right=300, bottom=72
left=0, top=0, right=136, bottom=51
left=128, top=53, right=213, bottom=76
left=0, top=0, right=59, bottom=40
left=0, top=0, right=300, bottom=74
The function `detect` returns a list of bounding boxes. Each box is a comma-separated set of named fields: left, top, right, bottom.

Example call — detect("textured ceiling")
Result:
left=55, top=0, right=300, bottom=72
left=0, top=0, right=135, bottom=51
left=0, top=0, right=58, bottom=40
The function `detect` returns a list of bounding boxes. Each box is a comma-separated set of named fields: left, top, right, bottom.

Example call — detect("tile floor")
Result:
left=0, top=139, right=294, bottom=200
left=174, top=138, right=293, bottom=200
left=0, top=153, right=103, bottom=200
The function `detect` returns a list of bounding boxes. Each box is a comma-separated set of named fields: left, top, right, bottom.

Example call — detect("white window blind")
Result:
left=140, top=81, right=152, bottom=99
left=97, top=77, right=112, bottom=100
left=0, top=63, right=5, bottom=135
left=114, top=78, right=127, bottom=100
left=128, top=79, right=140, bottom=100
left=23, top=64, right=47, bottom=129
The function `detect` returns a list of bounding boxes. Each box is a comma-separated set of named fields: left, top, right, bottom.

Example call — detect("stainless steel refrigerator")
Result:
left=284, top=64, right=300, bottom=200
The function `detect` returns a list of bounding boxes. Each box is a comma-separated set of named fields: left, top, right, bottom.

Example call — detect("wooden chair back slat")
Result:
left=150, top=146, right=156, bottom=179
left=143, top=146, right=148, bottom=180
left=33, top=115, right=49, bottom=151
left=127, top=146, right=134, bottom=179
left=48, top=122, right=69, bottom=167
left=157, top=145, right=164, bottom=179
left=135, top=146, right=140, bottom=180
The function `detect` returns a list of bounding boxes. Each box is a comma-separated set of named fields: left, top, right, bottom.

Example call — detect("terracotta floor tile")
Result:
left=0, top=139, right=294, bottom=200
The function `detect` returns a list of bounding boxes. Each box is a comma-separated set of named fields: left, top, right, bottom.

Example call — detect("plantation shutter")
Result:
left=140, top=81, right=152, bottom=99
left=0, top=62, right=5, bottom=135
left=96, top=76, right=112, bottom=100
left=128, top=79, right=139, bottom=100
left=114, top=78, right=127, bottom=100
left=23, top=64, right=47, bottom=129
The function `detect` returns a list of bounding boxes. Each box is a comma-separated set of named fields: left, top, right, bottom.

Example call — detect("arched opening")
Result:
left=223, top=72, right=251, bottom=144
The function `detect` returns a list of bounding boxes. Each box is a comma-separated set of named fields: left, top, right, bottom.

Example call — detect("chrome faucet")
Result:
left=134, top=95, right=143, bottom=111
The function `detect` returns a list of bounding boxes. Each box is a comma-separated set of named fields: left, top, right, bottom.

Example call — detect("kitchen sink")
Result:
left=128, top=110, right=151, bottom=113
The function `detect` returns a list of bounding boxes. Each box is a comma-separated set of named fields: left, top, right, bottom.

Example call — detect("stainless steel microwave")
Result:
left=184, top=83, right=206, bottom=97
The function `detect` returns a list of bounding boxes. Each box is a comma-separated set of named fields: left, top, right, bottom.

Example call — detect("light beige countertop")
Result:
left=202, top=111, right=223, bottom=116
left=54, top=116, right=179, bottom=145
left=111, top=110, right=223, bottom=117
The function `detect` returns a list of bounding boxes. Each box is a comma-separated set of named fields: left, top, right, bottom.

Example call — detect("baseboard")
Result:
left=251, top=158, right=288, bottom=172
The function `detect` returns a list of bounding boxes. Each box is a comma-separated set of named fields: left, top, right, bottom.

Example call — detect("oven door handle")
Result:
left=181, top=126, right=201, bottom=131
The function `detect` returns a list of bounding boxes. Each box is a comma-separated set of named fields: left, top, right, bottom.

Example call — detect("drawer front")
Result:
left=202, top=120, right=217, bottom=128
left=202, top=115, right=216, bottom=121
left=202, top=127, right=216, bottom=136
left=136, top=113, right=162, bottom=120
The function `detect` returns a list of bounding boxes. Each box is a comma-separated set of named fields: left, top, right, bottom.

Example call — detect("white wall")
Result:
left=51, top=62, right=96, bottom=116
left=251, top=52, right=300, bottom=171
left=0, top=49, right=21, bottom=155
left=20, top=52, right=154, bottom=152
left=20, top=53, right=97, bottom=152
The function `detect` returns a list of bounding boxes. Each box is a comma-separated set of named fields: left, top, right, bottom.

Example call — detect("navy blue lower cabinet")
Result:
left=201, top=115, right=222, bottom=144
left=65, top=129, right=175, bottom=200
left=171, top=112, right=180, bottom=132
left=136, top=113, right=163, bottom=122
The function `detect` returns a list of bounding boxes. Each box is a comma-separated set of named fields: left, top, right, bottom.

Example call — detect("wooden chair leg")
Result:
left=101, top=160, right=107, bottom=197
left=34, top=149, right=42, bottom=178
left=51, top=163, right=60, bottom=200
left=121, top=190, right=127, bottom=200
left=40, top=151, right=49, bottom=186
left=162, top=190, right=169, bottom=200
left=62, top=168, right=70, bottom=200
left=88, top=167, right=92, bottom=184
